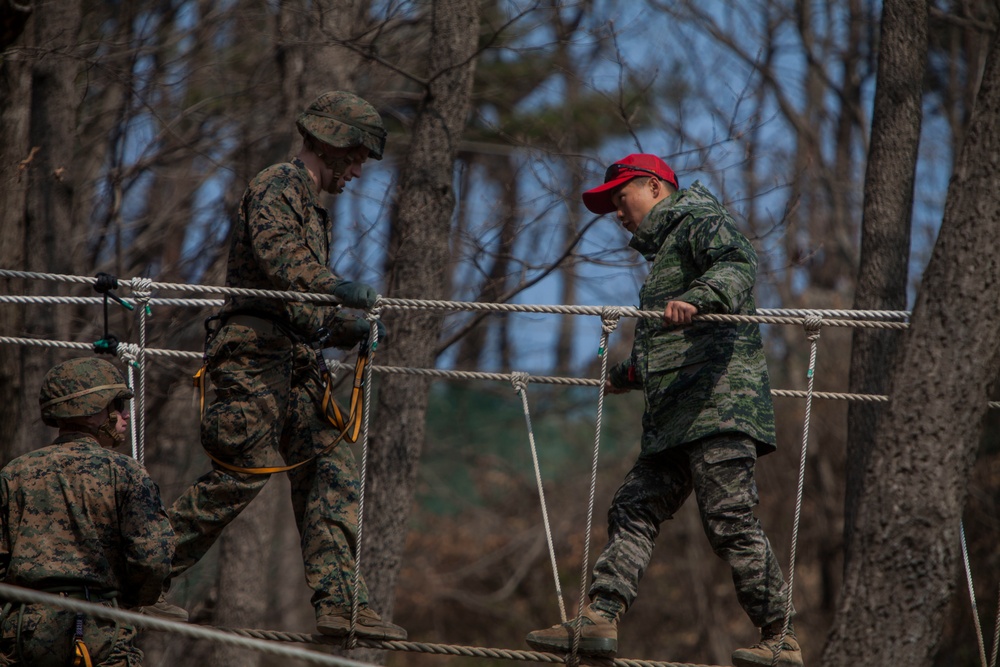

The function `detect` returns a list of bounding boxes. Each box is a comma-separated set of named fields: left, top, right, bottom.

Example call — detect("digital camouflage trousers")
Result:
left=168, top=321, right=368, bottom=616
left=590, top=433, right=790, bottom=628
left=0, top=601, right=140, bottom=667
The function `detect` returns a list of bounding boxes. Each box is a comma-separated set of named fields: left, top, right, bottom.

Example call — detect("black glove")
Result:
left=332, top=280, right=378, bottom=309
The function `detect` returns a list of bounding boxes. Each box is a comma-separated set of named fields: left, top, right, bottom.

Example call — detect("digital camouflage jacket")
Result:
left=224, top=158, right=341, bottom=337
left=608, top=181, right=777, bottom=454
left=0, top=434, right=174, bottom=608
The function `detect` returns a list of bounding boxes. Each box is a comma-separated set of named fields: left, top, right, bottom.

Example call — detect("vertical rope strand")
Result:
left=512, top=372, right=567, bottom=623
left=125, top=357, right=139, bottom=460
left=962, top=521, right=989, bottom=667
left=348, top=309, right=381, bottom=649
left=989, top=583, right=999, bottom=667
left=570, top=308, right=620, bottom=666
left=774, top=317, right=821, bottom=666
left=130, top=278, right=153, bottom=466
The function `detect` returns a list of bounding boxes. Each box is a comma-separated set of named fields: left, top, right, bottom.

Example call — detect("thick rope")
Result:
left=347, top=307, right=382, bottom=649
left=962, top=521, right=990, bottom=667
left=130, top=277, right=152, bottom=466
left=774, top=317, right=822, bottom=666
left=0, top=583, right=378, bottom=667
left=5, top=335, right=1000, bottom=409
left=0, top=295, right=224, bottom=307
left=985, top=575, right=998, bottom=667
left=0, top=268, right=913, bottom=328
left=512, top=371, right=567, bottom=623
left=223, top=627, right=727, bottom=667
left=116, top=343, right=141, bottom=460
left=5, top=335, right=1000, bottom=410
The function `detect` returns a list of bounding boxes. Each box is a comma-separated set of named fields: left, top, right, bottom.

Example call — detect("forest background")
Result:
left=1, top=1, right=998, bottom=666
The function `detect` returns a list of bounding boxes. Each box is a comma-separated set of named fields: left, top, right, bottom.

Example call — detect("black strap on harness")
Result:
left=92, top=272, right=133, bottom=356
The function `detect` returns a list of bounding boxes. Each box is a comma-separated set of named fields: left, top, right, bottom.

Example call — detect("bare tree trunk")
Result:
left=0, top=9, right=32, bottom=461
left=823, top=22, right=1000, bottom=667
left=844, top=0, right=927, bottom=560
left=0, top=0, right=84, bottom=459
left=360, top=0, right=480, bottom=662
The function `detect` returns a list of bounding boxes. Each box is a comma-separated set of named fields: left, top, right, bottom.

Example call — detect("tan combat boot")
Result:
left=731, top=621, right=803, bottom=667
left=525, top=604, right=618, bottom=658
left=316, top=606, right=407, bottom=641
left=138, top=592, right=189, bottom=622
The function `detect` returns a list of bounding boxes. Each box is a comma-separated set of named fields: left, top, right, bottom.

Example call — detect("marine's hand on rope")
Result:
left=331, top=279, right=378, bottom=309
left=662, top=300, right=698, bottom=325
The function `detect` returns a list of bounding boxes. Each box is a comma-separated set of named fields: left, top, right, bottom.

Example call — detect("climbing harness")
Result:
left=192, top=310, right=373, bottom=475
left=71, top=587, right=94, bottom=667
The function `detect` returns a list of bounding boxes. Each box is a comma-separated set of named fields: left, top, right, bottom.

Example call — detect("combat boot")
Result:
left=316, top=607, right=407, bottom=641
left=138, top=593, right=189, bottom=622
left=525, top=604, right=618, bottom=658
left=731, top=621, right=803, bottom=667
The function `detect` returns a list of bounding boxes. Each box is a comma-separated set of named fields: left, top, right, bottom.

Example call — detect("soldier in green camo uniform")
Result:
left=526, top=154, right=803, bottom=667
left=0, top=357, right=175, bottom=666
left=150, top=90, right=406, bottom=641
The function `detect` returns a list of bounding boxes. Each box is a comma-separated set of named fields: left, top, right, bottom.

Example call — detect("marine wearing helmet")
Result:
left=39, top=357, right=133, bottom=448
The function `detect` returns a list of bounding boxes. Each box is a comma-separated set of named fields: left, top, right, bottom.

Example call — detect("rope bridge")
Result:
left=0, top=268, right=996, bottom=667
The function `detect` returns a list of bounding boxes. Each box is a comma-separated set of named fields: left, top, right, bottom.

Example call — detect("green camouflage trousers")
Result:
left=168, top=321, right=368, bottom=615
left=0, top=601, right=140, bottom=666
left=590, top=433, right=789, bottom=627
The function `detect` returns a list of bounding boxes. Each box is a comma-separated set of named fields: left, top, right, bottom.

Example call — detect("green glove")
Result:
left=352, top=318, right=387, bottom=345
left=322, top=313, right=387, bottom=349
left=332, top=280, right=378, bottom=309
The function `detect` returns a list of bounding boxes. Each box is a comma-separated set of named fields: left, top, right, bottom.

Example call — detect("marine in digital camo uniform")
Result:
left=160, top=91, right=406, bottom=640
left=0, top=357, right=175, bottom=667
left=525, top=154, right=802, bottom=667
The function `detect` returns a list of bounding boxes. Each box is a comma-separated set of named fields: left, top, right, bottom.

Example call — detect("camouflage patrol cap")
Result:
left=296, top=91, right=387, bottom=160
left=39, top=357, right=134, bottom=427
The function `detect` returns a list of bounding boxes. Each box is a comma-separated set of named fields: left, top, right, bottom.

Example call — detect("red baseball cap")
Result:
left=582, top=154, right=678, bottom=214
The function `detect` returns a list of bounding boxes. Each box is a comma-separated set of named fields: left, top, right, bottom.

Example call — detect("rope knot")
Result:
left=600, top=307, right=621, bottom=334
left=129, top=277, right=153, bottom=302
left=804, top=316, right=823, bottom=341
left=117, top=342, right=141, bottom=369
left=510, top=371, right=529, bottom=394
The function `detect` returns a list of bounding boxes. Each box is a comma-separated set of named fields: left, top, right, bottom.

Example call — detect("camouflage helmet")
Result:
left=296, top=90, right=387, bottom=160
left=39, top=357, right=134, bottom=428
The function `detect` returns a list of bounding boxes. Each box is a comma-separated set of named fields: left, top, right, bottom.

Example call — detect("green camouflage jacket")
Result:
left=609, top=181, right=777, bottom=454
left=224, top=157, right=341, bottom=337
left=0, top=434, right=175, bottom=607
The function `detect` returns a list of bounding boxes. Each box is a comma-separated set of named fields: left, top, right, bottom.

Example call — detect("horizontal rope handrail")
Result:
left=0, top=295, right=224, bottom=307
left=2, top=335, right=998, bottom=408
left=0, top=268, right=913, bottom=325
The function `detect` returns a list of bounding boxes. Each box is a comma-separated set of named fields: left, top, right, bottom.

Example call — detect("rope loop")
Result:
left=128, top=277, right=153, bottom=302
left=510, top=371, right=529, bottom=394
left=803, top=316, right=823, bottom=341
left=600, top=306, right=622, bottom=334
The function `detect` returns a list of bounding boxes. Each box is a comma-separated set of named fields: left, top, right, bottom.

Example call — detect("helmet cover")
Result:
left=39, top=357, right=133, bottom=427
left=296, top=90, right=387, bottom=160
